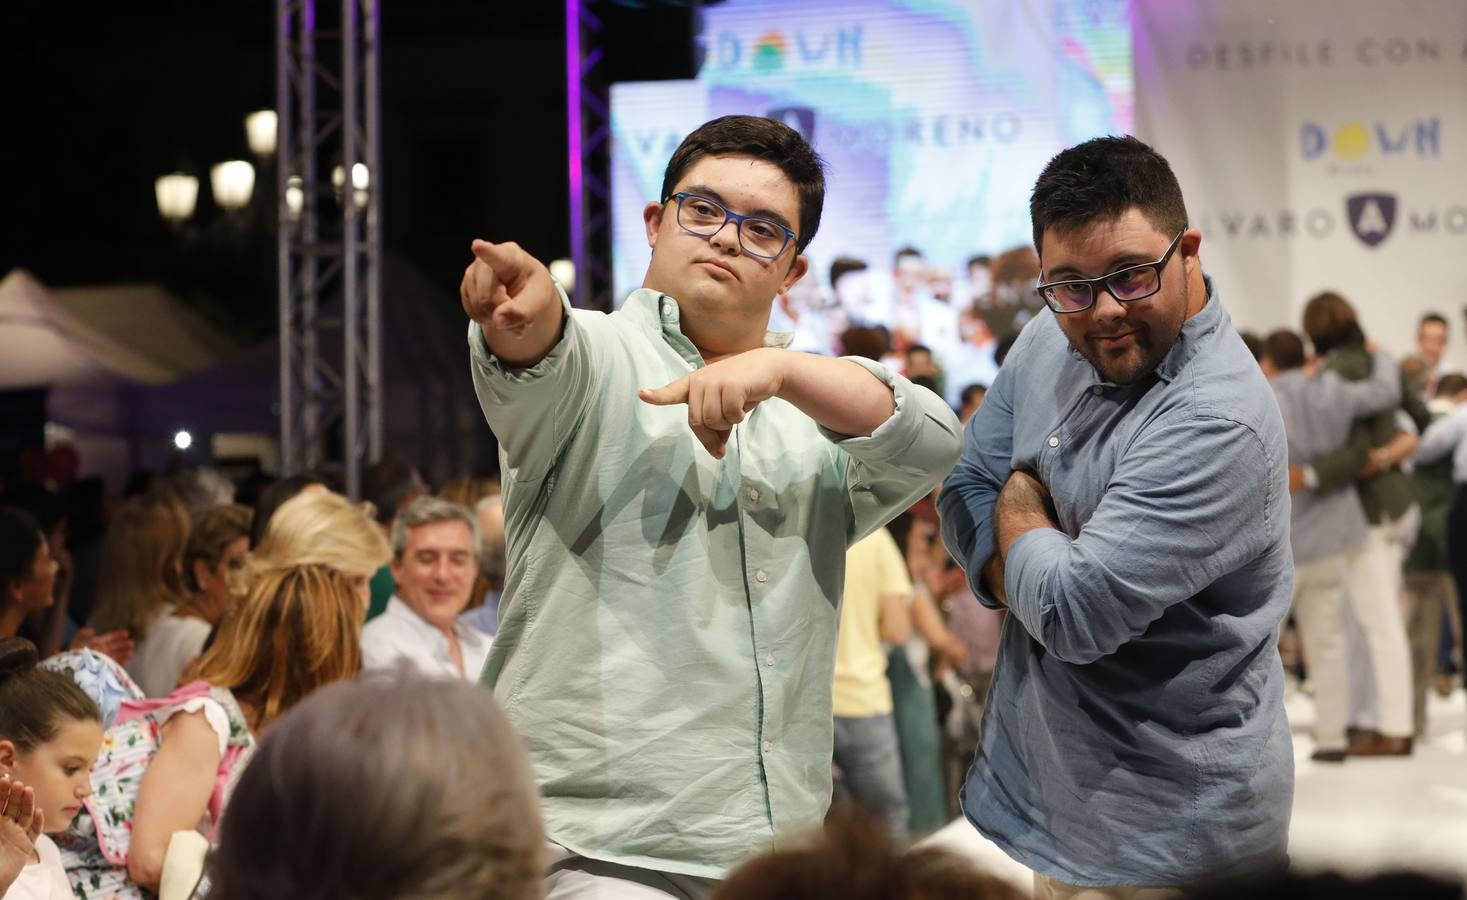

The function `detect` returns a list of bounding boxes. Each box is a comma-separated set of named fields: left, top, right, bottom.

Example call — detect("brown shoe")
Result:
left=1347, top=730, right=1413, bottom=757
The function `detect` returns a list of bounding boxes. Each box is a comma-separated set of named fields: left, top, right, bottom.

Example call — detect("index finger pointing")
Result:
left=639, top=376, right=692, bottom=407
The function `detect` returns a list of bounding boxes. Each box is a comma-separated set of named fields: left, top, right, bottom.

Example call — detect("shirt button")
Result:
left=755, top=569, right=769, bottom=583
left=764, top=654, right=775, bottom=667
left=1091, top=385, right=1104, bottom=396
left=762, top=740, right=772, bottom=754
left=748, top=488, right=760, bottom=502
left=1048, top=435, right=1060, bottom=448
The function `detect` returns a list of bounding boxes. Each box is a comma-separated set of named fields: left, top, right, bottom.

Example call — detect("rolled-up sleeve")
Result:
left=821, top=356, right=962, bottom=542
left=1004, top=414, right=1274, bottom=664
left=468, top=284, right=601, bottom=485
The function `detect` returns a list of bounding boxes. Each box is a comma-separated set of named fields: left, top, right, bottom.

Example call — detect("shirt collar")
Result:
left=386, top=595, right=486, bottom=649
left=1151, top=274, right=1222, bottom=384
left=622, top=289, right=795, bottom=366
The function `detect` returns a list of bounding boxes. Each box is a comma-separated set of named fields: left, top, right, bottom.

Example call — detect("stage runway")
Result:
left=923, top=686, right=1467, bottom=894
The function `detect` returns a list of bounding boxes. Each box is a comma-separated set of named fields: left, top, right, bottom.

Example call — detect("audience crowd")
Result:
left=1, top=296, right=1461, bottom=900
left=2, top=145, right=1464, bottom=899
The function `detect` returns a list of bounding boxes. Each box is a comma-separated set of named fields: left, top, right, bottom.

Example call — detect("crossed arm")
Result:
left=939, top=361, right=1273, bottom=663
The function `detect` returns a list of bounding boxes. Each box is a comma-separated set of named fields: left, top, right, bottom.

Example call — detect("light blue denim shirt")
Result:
left=470, top=287, right=961, bottom=878
left=937, top=279, right=1294, bottom=886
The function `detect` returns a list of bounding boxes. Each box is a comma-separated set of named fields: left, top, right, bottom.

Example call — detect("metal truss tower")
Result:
left=276, top=0, right=382, bottom=498
left=567, top=0, right=614, bottom=311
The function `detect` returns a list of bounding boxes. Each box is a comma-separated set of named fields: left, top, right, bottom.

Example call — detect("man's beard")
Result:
left=1073, top=280, right=1189, bottom=385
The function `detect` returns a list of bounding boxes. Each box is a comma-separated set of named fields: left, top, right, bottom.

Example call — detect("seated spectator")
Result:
left=2, top=506, right=131, bottom=668
left=206, top=674, right=544, bottom=900
left=438, top=474, right=499, bottom=511
left=363, top=460, right=427, bottom=620
left=57, top=565, right=366, bottom=897
left=247, top=490, right=391, bottom=611
left=710, top=808, right=1020, bottom=900
left=459, top=494, right=506, bottom=636
left=0, top=638, right=104, bottom=900
left=362, top=497, right=491, bottom=680
left=0, top=511, right=58, bottom=648
left=128, top=505, right=251, bottom=697
left=90, top=493, right=191, bottom=673
left=245, top=476, right=325, bottom=550
left=0, top=490, right=70, bottom=658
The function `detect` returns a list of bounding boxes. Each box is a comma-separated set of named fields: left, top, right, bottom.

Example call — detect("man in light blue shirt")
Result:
left=460, top=116, right=961, bottom=897
left=939, top=136, right=1294, bottom=895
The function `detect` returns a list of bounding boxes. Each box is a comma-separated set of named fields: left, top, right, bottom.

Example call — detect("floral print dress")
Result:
left=50, top=680, right=255, bottom=900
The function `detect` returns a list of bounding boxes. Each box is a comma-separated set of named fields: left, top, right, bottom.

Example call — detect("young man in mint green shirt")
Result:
left=459, top=115, right=960, bottom=897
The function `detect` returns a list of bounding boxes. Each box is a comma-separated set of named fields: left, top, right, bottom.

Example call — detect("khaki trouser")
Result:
left=1405, top=570, right=1457, bottom=736
left=1343, top=516, right=1415, bottom=738
left=1292, top=553, right=1352, bottom=751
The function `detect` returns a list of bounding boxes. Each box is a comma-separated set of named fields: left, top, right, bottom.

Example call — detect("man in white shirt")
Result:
left=361, top=496, right=491, bottom=681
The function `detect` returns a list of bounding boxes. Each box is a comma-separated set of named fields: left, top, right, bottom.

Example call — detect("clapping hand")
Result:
left=0, top=778, right=44, bottom=891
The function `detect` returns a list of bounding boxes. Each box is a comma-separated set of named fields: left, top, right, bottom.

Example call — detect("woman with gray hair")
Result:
left=205, top=674, right=545, bottom=900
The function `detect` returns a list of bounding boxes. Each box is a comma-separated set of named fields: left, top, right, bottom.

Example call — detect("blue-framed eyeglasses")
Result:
left=1035, top=230, right=1186, bottom=314
left=664, top=192, right=798, bottom=260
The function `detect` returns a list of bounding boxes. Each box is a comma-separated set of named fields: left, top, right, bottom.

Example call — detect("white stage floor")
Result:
left=924, top=687, right=1467, bottom=894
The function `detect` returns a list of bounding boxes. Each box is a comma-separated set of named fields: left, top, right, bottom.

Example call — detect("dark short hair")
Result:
left=1302, top=291, right=1366, bottom=356
left=1436, top=373, right=1467, bottom=398
left=1030, top=135, right=1189, bottom=256
left=893, top=246, right=923, bottom=265
left=960, top=383, right=987, bottom=407
left=364, top=460, right=423, bottom=526
left=0, top=638, right=102, bottom=752
left=839, top=326, right=889, bottom=362
left=965, top=254, right=992, bottom=271
left=994, top=332, right=1020, bottom=368
left=249, top=476, right=323, bottom=549
left=906, top=344, right=932, bottom=358
left=0, top=507, right=43, bottom=595
left=910, top=375, right=939, bottom=394
left=660, top=115, right=827, bottom=255
left=1262, top=330, right=1306, bottom=371
left=1238, top=330, right=1264, bottom=362
left=829, top=256, right=868, bottom=289
left=1420, top=312, right=1448, bottom=330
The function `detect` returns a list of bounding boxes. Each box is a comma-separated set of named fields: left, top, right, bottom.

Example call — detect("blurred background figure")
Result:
left=207, top=675, right=544, bottom=900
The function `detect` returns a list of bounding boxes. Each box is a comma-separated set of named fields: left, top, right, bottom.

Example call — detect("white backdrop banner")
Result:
left=1134, top=0, right=1467, bottom=364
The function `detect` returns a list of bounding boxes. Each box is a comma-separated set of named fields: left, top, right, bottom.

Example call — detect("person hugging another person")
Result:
left=0, top=638, right=104, bottom=900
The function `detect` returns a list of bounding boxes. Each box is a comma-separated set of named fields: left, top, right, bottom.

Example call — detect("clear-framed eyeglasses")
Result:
left=664, top=192, right=798, bottom=260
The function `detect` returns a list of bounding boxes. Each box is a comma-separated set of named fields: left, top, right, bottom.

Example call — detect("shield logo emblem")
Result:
left=767, top=106, right=816, bottom=143
left=1346, top=193, right=1397, bottom=248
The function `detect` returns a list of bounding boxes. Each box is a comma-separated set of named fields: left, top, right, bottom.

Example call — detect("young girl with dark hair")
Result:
left=0, top=638, right=103, bottom=900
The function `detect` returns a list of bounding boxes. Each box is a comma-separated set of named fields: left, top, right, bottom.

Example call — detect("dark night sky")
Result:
left=2, top=1, right=574, bottom=340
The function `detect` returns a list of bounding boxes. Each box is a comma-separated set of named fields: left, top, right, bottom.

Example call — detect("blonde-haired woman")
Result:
left=90, top=492, right=191, bottom=651
left=58, top=565, right=373, bottom=898
left=248, top=489, right=390, bottom=612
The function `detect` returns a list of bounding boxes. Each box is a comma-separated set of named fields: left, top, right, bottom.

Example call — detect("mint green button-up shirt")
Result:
left=469, top=289, right=961, bottom=879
